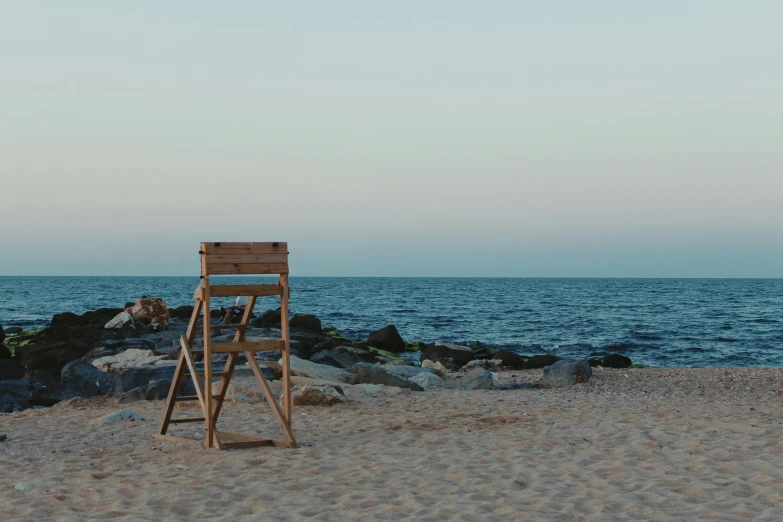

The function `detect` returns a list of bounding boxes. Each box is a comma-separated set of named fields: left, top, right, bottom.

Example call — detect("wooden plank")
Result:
left=246, top=351, right=298, bottom=447
left=158, top=350, right=187, bottom=435
left=201, top=242, right=287, bottom=254
left=202, top=278, right=214, bottom=449
left=185, top=299, right=203, bottom=347
left=205, top=254, right=288, bottom=265
left=169, top=417, right=206, bottom=424
left=280, top=273, right=293, bottom=429
left=173, top=395, right=201, bottom=402
left=180, top=336, right=207, bottom=413
left=207, top=284, right=283, bottom=297
left=204, top=263, right=289, bottom=275
left=212, top=340, right=284, bottom=353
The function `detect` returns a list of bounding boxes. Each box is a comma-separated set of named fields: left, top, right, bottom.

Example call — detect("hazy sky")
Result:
left=1, top=1, right=781, bottom=276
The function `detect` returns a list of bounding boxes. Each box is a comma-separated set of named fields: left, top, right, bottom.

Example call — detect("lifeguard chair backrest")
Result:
left=200, top=242, right=289, bottom=276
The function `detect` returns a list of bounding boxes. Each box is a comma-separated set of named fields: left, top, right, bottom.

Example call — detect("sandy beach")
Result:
left=2, top=367, right=783, bottom=521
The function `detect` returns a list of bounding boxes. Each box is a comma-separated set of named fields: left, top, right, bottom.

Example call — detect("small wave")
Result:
left=714, top=337, right=738, bottom=343
left=392, top=309, right=416, bottom=313
left=631, top=330, right=664, bottom=341
left=747, top=318, right=779, bottom=324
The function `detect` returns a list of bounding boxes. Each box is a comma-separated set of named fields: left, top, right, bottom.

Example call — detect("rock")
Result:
left=125, top=297, right=170, bottom=326
left=16, top=340, right=94, bottom=372
left=588, top=358, right=602, bottom=368
left=0, top=394, right=26, bottom=413
left=5, top=326, right=24, bottom=335
left=421, top=359, right=448, bottom=373
left=455, top=368, right=494, bottom=390
left=367, top=325, right=406, bottom=353
left=351, top=383, right=411, bottom=397
left=409, top=372, right=444, bottom=388
left=525, top=354, right=561, bottom=369
left=283, top=355, right=354, bottom=383
left=379, top=365, right=441, bottom=379
left=492, top=350, right=526, bottom=369
left=117, top=379, right=170, bottom=403
left=420, top=341, right=475, bottom=367
left=91, top=349, right=168, bottom=373
left=540, top=360, right=592, bottom=388
left=252, top=308, right=282, bottom=328
left=52, top=308, right=124, bottom=329
left=463, top=359, right=503, bottom=371
left=330, top=346, right=376, bottom=366
left=169, top=305, right=194, bottom=320
left=257, top=360, right=283, bottom=380
left=0, top=379, right=37, bottom=399
left=103, top=338, right=157, bottom=350
left=292, top=384, right=347, bottom=406
left=288, top=332, right=333, bottom=359
left=102, top=409, right=145, bottom=424
left=110, top=366, right=195, bottom=398
left=352, top=363, right=424, bottom=391
left=0, top=325, right=4, bottom=346
left=601, top=354, right=632, bottom=369
left=289, top=314, right=322, bottom=332
left=0, top=434, right=7, bottom=441
left=61, top=360, right=114, bottom=395
left=15, top=483, right=32, bottom=491
left=0, top=358, right=25, bottom=380
left=104, top=312, right=135, bottom=330
left=29, top=380, right=101, bottom=406
left=309, top=350, right=352, bottom=369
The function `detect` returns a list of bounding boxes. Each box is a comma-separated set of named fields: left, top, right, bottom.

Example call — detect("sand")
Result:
left=2, top=367, right=783, bottom=521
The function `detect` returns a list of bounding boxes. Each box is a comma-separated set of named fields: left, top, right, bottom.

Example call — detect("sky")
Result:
left=1, top=1, right=781, bottom=277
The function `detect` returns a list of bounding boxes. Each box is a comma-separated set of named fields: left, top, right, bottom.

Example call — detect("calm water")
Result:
left=1, top=277, right=782, bottom=368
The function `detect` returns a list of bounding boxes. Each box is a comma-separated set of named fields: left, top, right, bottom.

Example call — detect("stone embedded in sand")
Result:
left=284, top=355, right=354, bottom=383
left=463, top=359, right=503, bottom=371
left=352, top=363, right=424, bottom=391
left=292, top=384, right=347, bottom=406
left=102, top=409, right=145, bottom=424
left=125, top=297, right=170, bottom=326
left=15, top=483, right=32, bottom=491
left=409, top=372, right=444, bottom=388
left=456, top=368, right=494, bottom=390
left=540, top=360, right=592, bottom=388
left=367, top=325, right=406, bottom=353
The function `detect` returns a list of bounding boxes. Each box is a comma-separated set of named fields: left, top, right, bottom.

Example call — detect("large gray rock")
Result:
left=409, top=372, right=444, bottom=389
left=0, top=358, right=26, bottom=380
left=330, top=345, right=376, bottom=366
left=104, top=312, right=135, bottom=330
left=291, top=384, right=347, bottom=406
left=456, top=368, right=494, bottom=390
left=91, top=348, right=169, bottom=373
left=289, top=314, right=322, bottom=332
left=0, top=379, right=38, bottom=399
left=525, top=354, right=561, bottom=369
left=61, top=360, right=114, bottom=395
left=491, top=350, right=526, bottom=369
left=29, top=380, right=101, bottom=406
left=117, top=379, right=171, bottom=403
left=379, top=365, right=441, bottom=379
left=367, top=325, right=406, bottom=353
left=111, top=366, right=193, bottom=398
left=420, top=341, right=475, bottom=367
left=540, top=360, right=592, bottom=388
left=309, top=350, right=352, bottom=369
left=352, top=363, right=424, bottom=391
left=283, top=355, right=354, bottom=383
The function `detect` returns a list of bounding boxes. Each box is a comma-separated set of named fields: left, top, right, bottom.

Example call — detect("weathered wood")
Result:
left=201, top=242, right=287, bottom=254
left=158, top=350, right=187, bottom=435
left=204, top=263, right=289, bottom=275
left=205, top=254, right=288, bottom=265
left=280, top=273, right=293, bottom=427
left=212, top=340, right=284, bottom=353
left=246, top=351, right=298, bottom=447
left=202, top=278, right=214, bottom=449
left=221, top=440, right=290, bottom=450
left=169, top=417, right=206, bottom=424
left=207, top=284, right=283, bottom=297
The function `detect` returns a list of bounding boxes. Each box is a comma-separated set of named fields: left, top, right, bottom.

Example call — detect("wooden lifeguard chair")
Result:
left=154, top=242, right=297, bottom=450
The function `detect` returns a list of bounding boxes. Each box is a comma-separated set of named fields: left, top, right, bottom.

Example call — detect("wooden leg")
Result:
left=280, top=274, right=292, bottom=427
left=202, top=278, right=215, bottom=449
left=246, top=352, right=298, bottom=447
left=158, top=350, right=187, bottom=435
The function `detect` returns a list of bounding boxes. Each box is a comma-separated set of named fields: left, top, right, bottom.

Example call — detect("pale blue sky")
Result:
left=1, top=1, right=781, bottom=276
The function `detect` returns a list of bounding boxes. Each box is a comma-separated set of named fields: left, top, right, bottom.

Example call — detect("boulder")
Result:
left=421, top=359, right=448, bottom=374
left=91, top=349, right=168, bottom=373
left=29, top=380, right=101, bottom=406
left=330, top=345, right=376, bottom=366
left=525, top=354, right=561, bottom=369
left=379, top=365, right=441, bottom=379
left=455, top=368, right=494, bottom=390
left=0, top=358, right=26, bottom=380
left=463, top=359, right=503, bottom=371
left=309, top=350, right=352, bottom=369
left=212, top=377, right=270, bottom=404
left=16, top=339, right=94, bottom=372
left=289, top=314, right=322, bottom=332
left=0, top=394, right=28, bottom=413
left=5, top=326, right=24, bottom=335
left=352, top=363, right=424, bottom=391
left=252, top=308, right=282, bottom=328
left=292, top=384, right=347, bottom=406
left=492, top=350, right=526, bottom=369
left=540, top=360, right=592, bottom=388
left=0, top=344, right=12, bottom=360
left=420, top=341, right=475, bottom=367
left=169, top=305, right=194, bottom=320
left=117, top=379, right=171, bottom=403
left=601, top=354, right=632, bottom=369
left=125, top=297, right=170, bottom=326
left=61, top=360, right=114, bottom=395
left=409, top=372, right=444, bottom=389
left=0, top=379, right=38, bottom=399
left=104, top=312, right=135, bottom=330
left=110, top=366, right=195, bottom=398
left=367, top=325, right=406, bottom=353
left=283, top=355, right=354, bottom=383
left=0, top=325, right=4, bottom=346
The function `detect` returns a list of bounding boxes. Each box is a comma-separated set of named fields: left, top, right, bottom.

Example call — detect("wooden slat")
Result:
left=212, top=340, right=284, bottom=353
left=197, top=371, right=230, bottom=378
left=201, top=242, right=287, bottom=254
left=208, top=284, right=283, bottom=297
left=205, top=263, right=289, bottom=275
left=174, top=395, right=201, bottom=402
left=205, top=254, right=288, bottom=265
left=202, top=278, right=215, bottom=449
left=179, top=336, right=207, bottom=412
left=169, top=417, right=206, bottom=424
left=158, top=351, right=187, bottom=435
left=221, top=440, right=290, bottom=450
left=280, top=273, right=293, bottom=427
left=245, top=351, right=298, bottom=447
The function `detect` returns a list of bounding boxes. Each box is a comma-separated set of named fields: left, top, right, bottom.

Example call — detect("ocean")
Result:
left=1, top=276, right=781, bottom=368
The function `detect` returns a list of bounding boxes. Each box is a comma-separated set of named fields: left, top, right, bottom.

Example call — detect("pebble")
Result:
left=102, top=409, right=146, bottom=425
left=0, top=434, right=7, bottom=442
left=15, top=483, right=32, bottom=491
left=175, top=464, right=188, bottom=471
